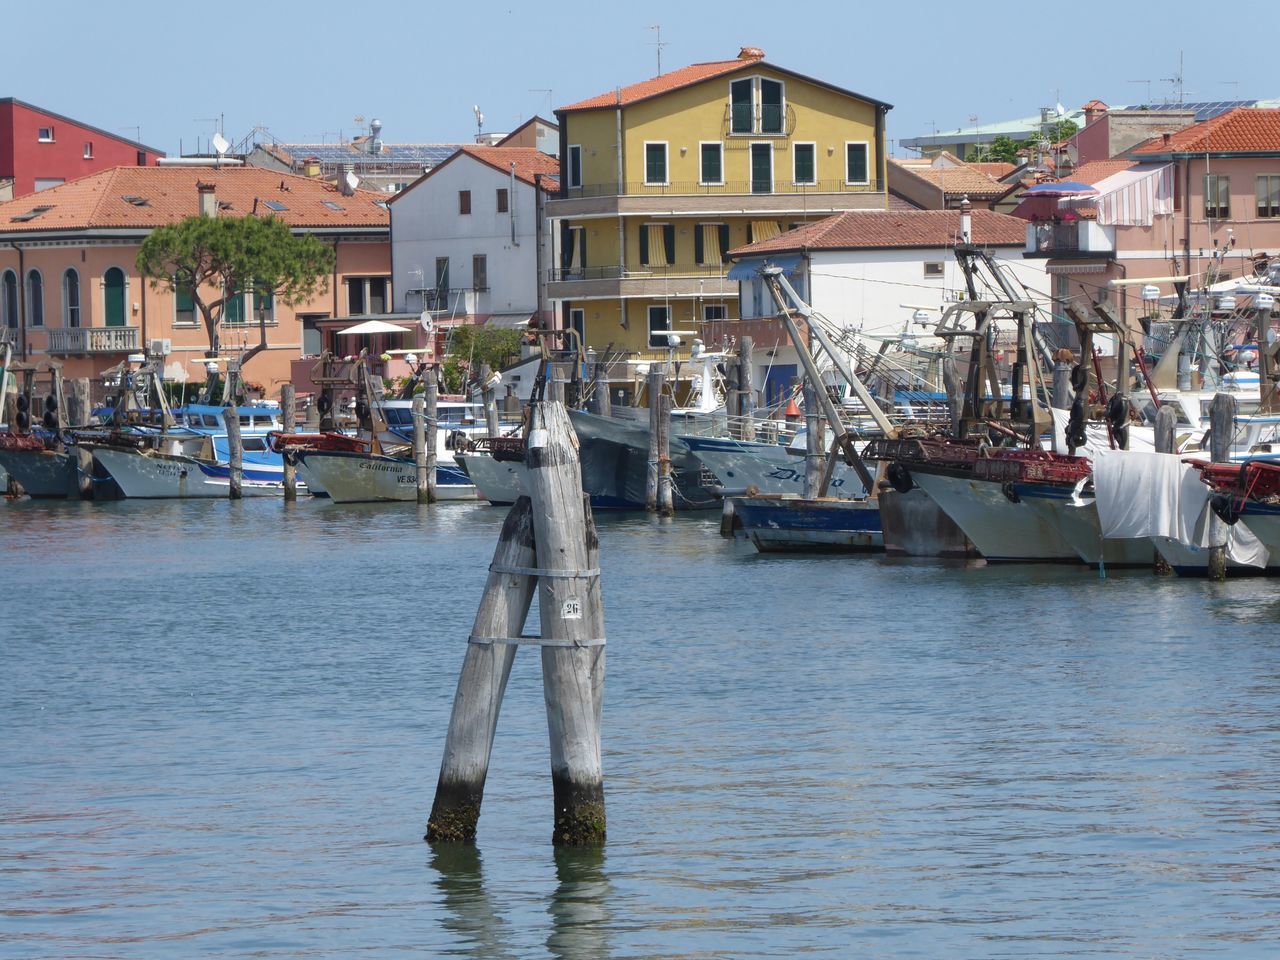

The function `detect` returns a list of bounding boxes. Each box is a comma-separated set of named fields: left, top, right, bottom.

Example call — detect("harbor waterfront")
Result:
left=4, top=498, right=1280, bottom=957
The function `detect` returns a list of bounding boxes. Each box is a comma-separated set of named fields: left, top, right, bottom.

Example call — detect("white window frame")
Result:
left=647, top=304, right=672, bottom=348
left=923, top=261, right=945, bottom=277
left=173, top=277, right=199, bottom=326
left=2, top=269, right=18, bottom=329
left=749, top=141, right=774, bottom=194
left=62, top=267, right=81, bottom=328
left=643, top=141, right=669, bottom=187
left=703, top=303, right=728, bottom=323
left=792, top=141, right=817, bottom=185
left=845, top=141, right=870, bottom=186
left=728, top=76, right=787, bottom=136
left=83, top=141, right=94, bottom=159
left=567, top=144, right=582, bottom=189
left=698, top=141, right=724, bottom=186
left=37, top=126, right=54, bottom=142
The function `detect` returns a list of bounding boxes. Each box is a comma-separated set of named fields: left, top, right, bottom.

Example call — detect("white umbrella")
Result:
left=337, top=319, right=411, bottom=336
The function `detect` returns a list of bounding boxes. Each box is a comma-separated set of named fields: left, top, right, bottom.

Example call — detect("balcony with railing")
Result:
left=1024, top=220, right=1116, bottom=259
left=547, top=263, right=739, bottom=300
left=551, top=178, right=885, bottom=218
left=405, top=287, right=483, bottom=318
left=46, top=326, right=140, bottom=354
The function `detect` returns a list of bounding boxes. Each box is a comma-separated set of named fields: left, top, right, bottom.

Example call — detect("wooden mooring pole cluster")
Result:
left=427, top=400, right=606, bottom=847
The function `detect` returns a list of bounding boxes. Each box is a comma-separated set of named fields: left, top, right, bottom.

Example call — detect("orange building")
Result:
left=0, top=165, right=390, bottom=397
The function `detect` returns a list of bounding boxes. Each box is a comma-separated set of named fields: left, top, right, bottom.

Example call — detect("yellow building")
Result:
left=549, top=46, right=892, bottom=360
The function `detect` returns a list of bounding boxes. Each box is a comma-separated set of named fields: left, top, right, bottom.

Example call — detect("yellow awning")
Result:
left=750, top=220, right=781, bottom=242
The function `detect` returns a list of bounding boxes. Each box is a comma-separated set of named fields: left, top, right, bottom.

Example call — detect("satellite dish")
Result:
left=211, top=132, right=230, bottom=156
left=419, top=310, right=434, bottom=334
left=344, top=170, right=360, bottom=194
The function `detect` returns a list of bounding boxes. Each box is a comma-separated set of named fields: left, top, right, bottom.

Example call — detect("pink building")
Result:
left=0, top=98, right=164, bottom=199
left=1018, top=108, right=1280, bottom=326
left=0, top=166, right=390, bottom=398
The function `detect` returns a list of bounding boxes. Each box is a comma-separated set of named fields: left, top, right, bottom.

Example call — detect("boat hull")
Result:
left=294, top=450, right=475, bottom=503
left=909, top=469, right=1081, bottom=563
left=1154, top=504, right=1280, bottom=576
left=0, top=448, right=78, bottom=498
left=876, top=487, right=977, bottom=558
left=731, top=496, right=883, bottom=553
left=88, top=445, right=287, bottom=498
left=1016, top=483, right=1155, bottom=568
left=683, top=436, right=864, bottom=497
left=455, top=452, right=525, bottom=505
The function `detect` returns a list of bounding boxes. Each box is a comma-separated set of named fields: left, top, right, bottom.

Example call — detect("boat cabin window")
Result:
left=239, top=415, right=252, bottom=426
left=242, top=438, right=267, bottom=452
left=384, top=407, right=412, bottom=427
left=202, top=415, right=218, bottom=427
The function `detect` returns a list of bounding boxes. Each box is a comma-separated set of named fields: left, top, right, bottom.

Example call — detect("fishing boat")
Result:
left=0, top=430, right=79, bottom=498
left=731, top=494, right=883, bottom=553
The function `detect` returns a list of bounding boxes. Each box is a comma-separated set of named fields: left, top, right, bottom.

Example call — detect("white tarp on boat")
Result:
left=1049, top=409, right=1156, bottom=456
left=1092, top=450, right=1268, bottom=567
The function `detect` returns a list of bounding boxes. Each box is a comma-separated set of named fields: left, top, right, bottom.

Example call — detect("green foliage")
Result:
left=136, top=214, right=334, bottom=353
left=967, top=121, right=1079, bottom=165
left=441, top=325, right=522, bottom=393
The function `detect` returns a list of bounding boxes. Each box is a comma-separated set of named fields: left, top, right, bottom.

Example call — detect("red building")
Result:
left=0, top=98, right=165, bottom=199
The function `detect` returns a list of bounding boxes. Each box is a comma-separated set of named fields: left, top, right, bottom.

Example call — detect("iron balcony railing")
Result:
left=548, top=263, right=733, bottom=283
left=558, top=178, right=882, bottom=200
left=46, top=326, right=140, bottom=354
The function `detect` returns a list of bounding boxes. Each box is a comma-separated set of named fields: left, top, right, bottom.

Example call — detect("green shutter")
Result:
left=701, top=143, right=722, bottom=184
left=730, top=79, right=753, bottom=134
left=638, top=223, right=649, bottom=265
left=795, top=144, right=814, bottom=184
left=645, top=143, right=666, bottom=184
left=663, top=225, right=675, bottom=265
left=847, top=143, right=868, bottom=184
left=760, top=79, right=783, bottom=133
left=223, top=287, right=243, bottom=324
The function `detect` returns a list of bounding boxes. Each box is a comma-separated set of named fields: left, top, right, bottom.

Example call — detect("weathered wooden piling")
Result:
left=523, top=401, right=606, bottom=846
left=1207, top=392, right=1236, bottom=581
left=645, top=368, right=663, bottom=513
left=803, top=380, right=823, bottom=499
left=426, top=374, right=439, bottom=503
left=413, top=393, right=430, bottom=505
left=426, top=497, right=538, bottom=842
left=281, top=384, right=297, bottom=502
left=738, top=336, right=756, bottom=441
left=657, top=393, right=674, bottom=516
left=224, top=405, right=243, bottom=500
left=1153, top=404, right=1178, bottom=576
left=68, top=378, right=94, bottom=499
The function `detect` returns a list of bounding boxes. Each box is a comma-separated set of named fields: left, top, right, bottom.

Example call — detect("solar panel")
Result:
left=263, top=200, right=288, bottom=212
left=274, top=143, right=465, bottom=168
left=1128, top=99, right=1258, bottom=122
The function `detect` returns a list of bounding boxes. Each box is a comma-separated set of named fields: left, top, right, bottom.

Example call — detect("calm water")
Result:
left=3, top=498, right=1279, bottom=959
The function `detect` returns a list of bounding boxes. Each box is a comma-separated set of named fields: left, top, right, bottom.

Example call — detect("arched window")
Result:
left=104, top=267, right=126, bottom=327
left=1, top=271, right=16, bottom=329
left=63, top=268, right=81, bottom=328
left=26, top=270, right=43, bottom=327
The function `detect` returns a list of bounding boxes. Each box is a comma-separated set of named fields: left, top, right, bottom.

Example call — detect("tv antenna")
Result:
left=649, top=24, right=668, bottom=74
left=1162, top=51, right=1184, bottom=104
left=1128, top=79, right=1153, bottom=105
left=473, top=105, right=484, bottom=137
left=529, top=89, right=553, bottom=116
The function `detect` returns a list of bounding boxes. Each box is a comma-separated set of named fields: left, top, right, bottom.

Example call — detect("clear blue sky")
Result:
left=6, top=0, right=1267, bottom=158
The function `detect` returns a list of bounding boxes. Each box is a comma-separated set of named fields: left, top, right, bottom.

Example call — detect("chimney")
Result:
left=197, top=181, right=217, bottom=218
left=959, top=197, right=972, bottom=243
left=738, top=46, right=764, bottom=60
left=369, top=118, right=383, bottom=155
left=1083, top=100, right=1108, bottom=126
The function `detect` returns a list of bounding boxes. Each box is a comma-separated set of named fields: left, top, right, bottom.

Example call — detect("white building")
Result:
left=388, top=145, right=560, bottom=328
left=726, top=208, right=1052, bottom=404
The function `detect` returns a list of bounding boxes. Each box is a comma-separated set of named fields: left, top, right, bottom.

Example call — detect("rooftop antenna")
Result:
left=1128, top=79, right=1153, bottom=105
left=649, top=24, right=668, bottom=74
left=473, top=105, right=484, bottom=138
left=529, top=89, right=554, bottom=116
left=1162, top=51, right=1185, bottom=104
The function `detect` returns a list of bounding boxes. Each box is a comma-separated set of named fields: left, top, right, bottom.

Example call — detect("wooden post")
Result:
left=803, top=380, right=824, bottom=499
left=426, top=372, right=439, bottom=504
left=548, top=364, right=567, bottom=405
left=426, top=497, right=538, bottom=842
left=645, top=368, right=663, bottom=512
left=1152, top=404, right=1177, bottom=576
left=224, top=405, right=243, bottom=500
left=413, top=393, right=430, bottom=505
left=738, top=336, right=756, bottom=441
left=481, top=364, right=500, bottom=439
left=1207, top=392, right=1236, bottom=581
left=657, top=393, right=674, bottom=516
left=523, top=401, right=606, bottom=846
left=305, top=395, right=320, bottom=431
left=281, top=384, right=297, bottom=502
left=68, top=378, right=94, bottom=499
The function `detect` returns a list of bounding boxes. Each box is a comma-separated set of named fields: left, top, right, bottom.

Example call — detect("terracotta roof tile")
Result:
left=970, top=161, right=1018, bottom=180
left=889, top=159, right=1011, bottom=199
left=455, top=145, right=561, bottom=190
left=1131, top=107, right=1280, bottom=155
left=1068, top=160, right=1135, bottom=185
left=0, top=166, right=389, bottom=234
left=728, top=208, right=1026, bottom=256
left=559, top=55, right=763, bottom=112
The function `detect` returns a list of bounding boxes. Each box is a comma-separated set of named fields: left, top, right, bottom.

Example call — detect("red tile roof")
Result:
left=454, top=146, right=561, bottom=190
left=890, top=159, right=1011, bottom=200
left=728, top=208, right=1026, bottom=256
left=558, top=56, right=762, bottom=113
left=0, top=166, right=389, bottom=234
left=970, top=161, right=1018, bottom=180
left=1131, top=108, right=1280, bottom=156
left=1068, top=160, right=1135, bottom=185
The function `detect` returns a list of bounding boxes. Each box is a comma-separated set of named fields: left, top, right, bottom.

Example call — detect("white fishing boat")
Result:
left=85, top=444, right=291, bottom=498
left=293, top=448, right=475, bottom=503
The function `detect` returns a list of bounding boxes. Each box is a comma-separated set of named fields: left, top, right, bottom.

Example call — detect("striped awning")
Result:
left=750, top=220, right=782, bottom=242
left=1059, top=164, right=1173, bottom=226
left=1046, top=261, right=1110, bottom=274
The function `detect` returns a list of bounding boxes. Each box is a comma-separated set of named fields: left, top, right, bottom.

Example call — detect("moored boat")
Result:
left=731, top=494, right=883, bottom=553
